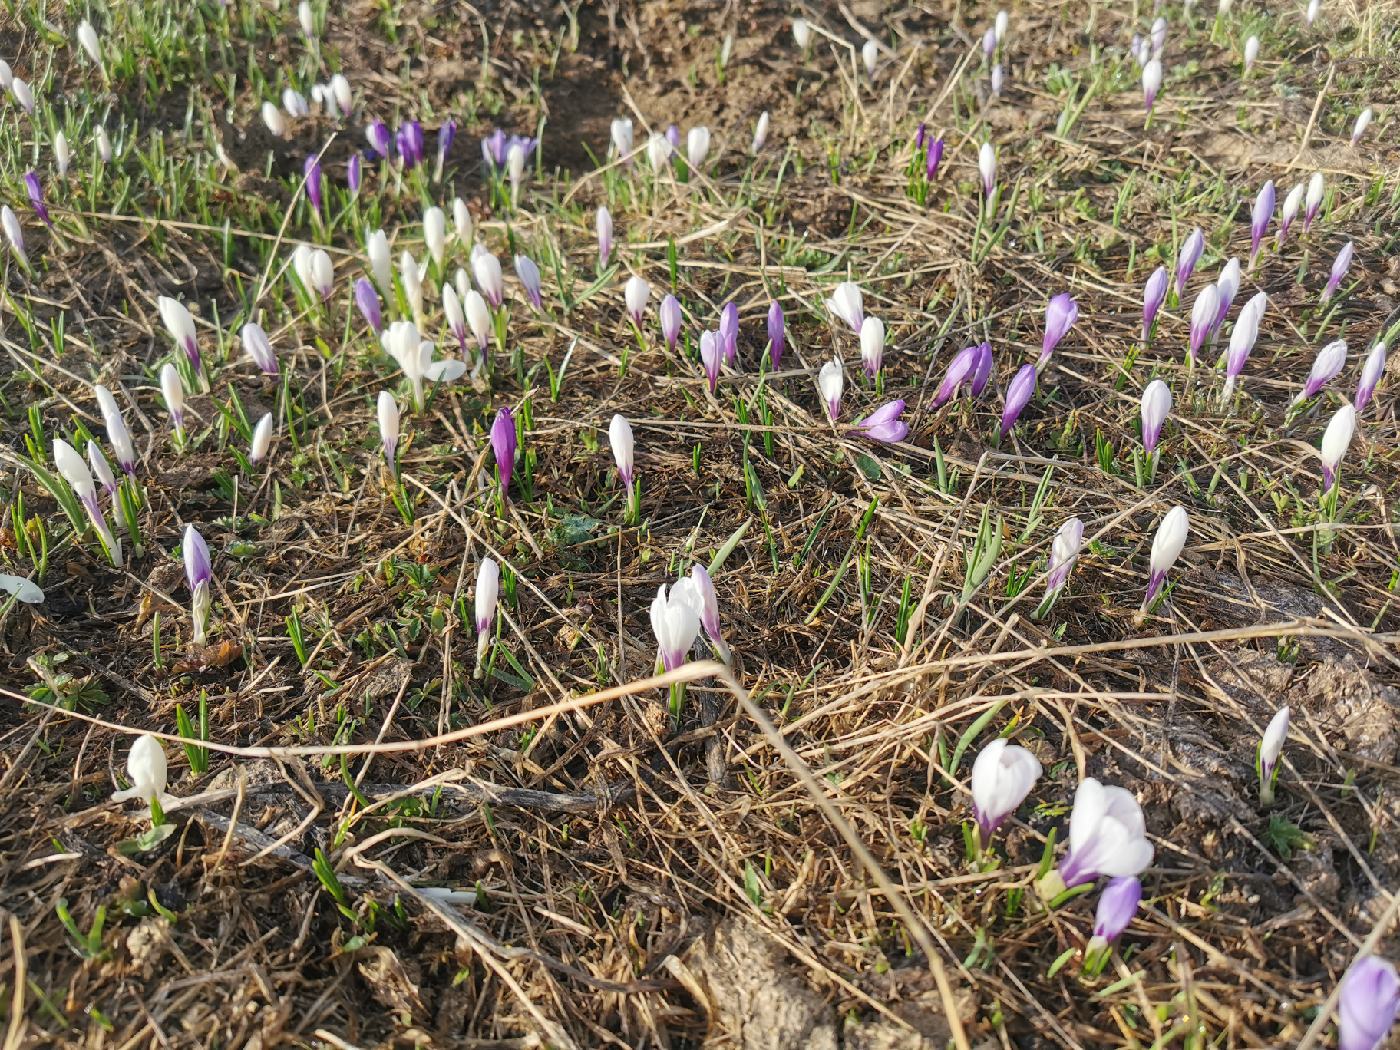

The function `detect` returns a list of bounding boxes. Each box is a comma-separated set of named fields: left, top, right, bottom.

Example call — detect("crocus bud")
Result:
left=1140, top=379, right=1172, bottom=454
left=854, top=399, right=908, bottom=444
left=294, top=244, right=334, bottom=300
left=491, top=407, right=516, bottom=499
left=506, top=139, right=528, bottom=201
left=1297, top=339, right=1347, bottom=402
left=926, top=136, right=945, bottom=180
left=751, top=110, right=770, bottom=154
left=183, top=523, right=212, bottom=643
left=365, top=121, right=391, bottom=159
left=513, top=255, right=542, bottom=309
left=819, top=359, right=844, bottom=421
left=1351, top=107, right=1374, bottom=146
left=659, top=294, right=682, bottom=351
left=995, top=9, right=1009, bottom=41
left=610, top=117, right=633, bottom=161
left=1319, top=403, right=1356, bottom=491
left=2, top=204, right=26, bottom=266
left=609, top=413, right=634, bottom=490
left=859, top=316, right=885, bottom=377
left=650, top=582, right=700, bottom=671
left=1000, top=364, right=1036, bottom=438
left=1304, top=171, right=1324, bottom=230
left=54, top=132, right=70, bottom=176
left=932, top=344, right=979, bottom=408
left=53, top=438, right=95, bottom=505
left=250, top=413, right=274, bottom=464
left=366, top=228, right=391, bottom=290
left=423, top=206, right=446, bottom=267
left=1339, top=957, right=1400, bottom=1050
left=1257, top=705, right=1289, bottom=804
left=465, top=290, right=491, bottom=352
left=1306, top=0, right=1321, bottom=24
left=1175, top=227, right=1204, bottom=298
left=282, top=88, right=309, bottom=119
left=474, top=558, right=500, bottom=671
left=1243, top=35, right=1260, bottom=72
left=686, top=126, right=710, bottom=170
left=1250, top=180, right=1275, bottom=265
left=12, top=77, right=34, bottom=114
left=158, top=297, right=200, bottom=370
left=353, top=277, right=382, bottom=334
left=792, top=17, right=811, bottom=49
left=398, top=121, right=425, bottom=168
left=158, top=363, right=186, bottom=443
left=1356, top=342, right=1386, bottom=414
left=969, top=738, right=1041, bottom=848
left=302, top=155, right=324, bottom=214
left=699, top=330, right=722, bottom=393
left=298, top=0, right=314, bottom=36
left=1321, top=240, right=1354, bottom=303
left=89, top=439, right=118, bottom=495
left=646, top=133, right=672, bottom=173
left=262, top=100, right=288, bottom=137
left=435, top=119, right=456, bottom=176
left=76, top=19, right=102, bottom=67
left=861, top=38, right=879, bottom=77
left=970, top=342, right=994, bottom=396
left=111, top=734, right=168, bottom=806
left=624, top=275, right=650, bottom=324
left=1278, top=182, right=1304, bottom=245
left=449, top=199, right=472, bottom=250
left=238, top=322, right=275, bottom=375
left=344, top=152, right=362, bottom=193
left=1142, top=265, right=1168, bottom=340
left=377, top=390, right=399, bottom=476
left=990, top=63, right=1004, bottom=96
left=1145, top=505, right=1188, bottom=608
left=24, top=172, right=49, bottom=226
left=981, top=26, right=997, bottom=57
left=674, top=564, right=729, bottom=663
left=95, top=385, right=136, bottom=474
left=1222, top=292, right=1267, bottom=402
left=1142, top=59, right=1162, bottom=114
left=1045, top=516, right=1084, bottom=596
left=826, top=281, right=863, bottom=332
left=472, top=250, right=504, bottom=308
left=0, top=60, right=10, bottom=90
left=719, top=300, right=738, bottom=363
left=1213, top=257, right=1241, bottom=329
left=978, top=142, right=996, bottom=198
left=1086, top=876, right=1142, bottom=959
left=762, top=300, right=785, bottom=369
left=1188, top=284, right=1220, bottom=363
left=442, top=284, right=467, bottom=353
left=1041, top=293, right=1078, bottom=366
left=330, top=73, right=352, bottom=115
left=1047, top=778, right=1153, bottom=894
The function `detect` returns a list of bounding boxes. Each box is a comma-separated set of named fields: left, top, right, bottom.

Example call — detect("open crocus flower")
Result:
left=382, top=321, right=466, bottom=409
left=160, top=362, right=186, bottom=442
left=514, top=255, right=543, bottom=309
left=1140, top=380, right=1172, bottom=454
left=157, top=296, right=200, bottom=371
left=472, top=250, right=504, bottom=308
left=1084, top=876, right=1142, bottom=971
left=1321, top=240, right=1355, bottom=303
left=596, top=205, right=613, bottom=268
left=1249, top=180, right=1275, bottom=266
left=674, top=564, right=730, bottom=664
left=1304, top=171, right=1324, bottom=230
left=1221, top=291, right=1267, bottom=404
left=659, top=294, right=682, bottom=351
left=1356, top=342, right=1386, bottom=414
left=241, top=322, right=277, bottom=375
left=1295, top=339, right=1347, bottom=403
left=1339, top=957, right=1400, bottom=1050
left=854, top=399, right=908, bottom=444
left=1000, top=364, right=1036, bottom=438
left=978, top=142, right=996, bottom=198
left=1278, top=183, right=1304, bottom=246
left=650, top=581, right=700, bottom=672
left=1174, top=227, right=1204, bottom=298
left=1258, top=705, right=1289, bottom=805
left=699, top=331, right=722, bottom=392
left=932, top=344, right=980, bottom=408
left=1141, top=58, right=1162, bottom=114
left=1319, top=403, right=1356, bottom=492
left=1040, top=778, right=1153, bottom=899
left=1187, top=284, right=1220, bottom=363
left=377, top=391, right=399, bottom=477
left=354, top=277, right=382, bottom=334
left=826, top=281, right=864, bottom=332
left=491, top=407, right=517, bottom=500
left=183, top=523, right=212, bottom=643
left=54, top=438, right=121, bottom=566
left=1144, top=505, right=1188, bottom=609
left=1040, top=293, right=1078, bottom=367
left=859, top=316, right=885, bottom=377
left=111, top=734, right=171, bottom=809
left=1141, top=266, right=1168, bottom=340
left=474, top=557, right=499, bottom=675
left=767, top=300, right=785, bottom=369
left=819, top=359, right=844, bottom=421
left=95, top=384, right=136, bottom=475
left=719, top=301, right=739, bottom=363
left=969, top=738, right=1041, bottom=849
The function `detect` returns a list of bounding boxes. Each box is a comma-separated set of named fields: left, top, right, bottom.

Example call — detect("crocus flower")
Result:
left=514, top=255, right=542, bottom=309
left=1188, top=284, right=1220, bottom=363
left=971, top=342, right=993, bottom=395
left=250, top=413, right=274, bottom=465
left=473, top=250, right=504, bottom=307
left=990, top=64, right=1004, bottom=96
left=111, top=735, right=169, bottom=807
left=1221, top=291, right=1266, bottom=403
left=298, top=1, right=314, bottom=36
left=1296, top=339, right=1347, bottom=403
left=346, top=153, right=362, bottom=194
left=263, top=102, right=288, bottom=137
left=54, top=438, right=121, bottom=565
left=859, top=316, right=885, bottom=377
left=1339, top=957, right=1400, bottom=1050
left=354, top=277, right=382, bottom=333
left=331, top=73, right=352, bottom=115
left=160, top=362, right=185, bottom=440
left=1150, top=16, right=1167, bottom=54
left=1321, top=241, right=1354, bottom=303
left=624, top=275, right=650, bottom=325
left=481, top=128, right=507, bottom=170
left=12, top=78, right=34, bottom=114
left=293, top=244, right=334, bottom=300
left=674, top=564, right=729, bottom=663
left=751, top=110, right=770, bottom=154
left=1351, top=107, right=1374, bottom=146
left=303, top=155, right=323, bottom=213
left=158, top=296, right=200, bottom=371
left=646, top=133, right=672, bottom=173
left=1142, top=58, right=1162, bottom=114
left=24, top=171, right=50, bottom=226
left=96, top=126, right=112, bottom=164
left=1243, top=35, right=1260, bottom=72
left=1250, top=180, right=1275, bottom=266
left=423, top=206, right=447, bottom=267
left=281, top=88, right=308, bottom=118
left=1140, top=379, right=1172, bottom=454
left=981, top=27, right=997, bottom=57
left=453, top=198, right=473, bottom=246
left=659, top=294, right=682, bottom=351
left=366, top=228, right=391, bottom=290
left=1044, top=778, right=1153, bottom=895
left=854, top=399, right=908, bottom=444
left=398, top=121, right=425, bottom=168
left=1258, top=705, right=1289, bottom=804
left=54, top=132, right=70, bottom=177
left=0, top=61, right=11, bottom=90
left=1213, top=257, right=1241, bottom=329
left=610, top=117, right=633, bottom=161
left=932, top=344, right=979, bottom=408
left=719, top=301, right=739, bottom=363
left=436, top=118, right=457, bottom=176
left=650, top=582, right=700, bottom=672
left=94, top=385, right=136, bottom=475
left=1144, top=505, right=1188, bottom=608
left=490, top=407, right=516, bottom=499
left=241, top=322, right=277, bottom=375
left=686, top=126, right=711, bottom=170
left=792, top=17, right=811, bottom=49
left=862, top=38, right=879, bottom=77
left=365, top=121, right=391, bottom=159
left=1356, top=342, right=1386, bottom=414
left=377, top=390, right=399, bottom=477
left=1306, top=0, right=1321, bottom=25
left=827, top=281, right=863, bottom=332
left=465, top=291, right=491, bottom=355
left=766, top=300, right=785, bottom=369
left=969, top=738, right=1041, bottom=848
left=978, top=142, right=996, bottom=198
left=1041, top=293, right=1078, bottom=366
left=925, top=136, right=944, bottom=180
left=1142, top=266, right=1168, bottom=340
left=819, top=360, right=844, bottom=421
left=609, top=412, right=634, bottom=490
left=1278, top=183, right=1304, bottom=245
left=87, top=442, right=116, bottom=496
left=382, top=320, right=465, bottom=409
left=1175, top=228, right=1204, bottom=298
left=77, top=19, right=102, bottom=67
left=2, top=205, right=26, bottom=266
left=442, top=284, right=468, bottom=354
left=1304, top=172, right=1324, bottom=230
left=474, top=558, right=500, bottom=673
left=1045, top=516, right=1084, bottom=597
left=1320, top=403, right=1356, bottom=491
left=995, top=9, right=1009, bottom=41
left=596, top=206, right=613, bottom=267
left=699, top=330, right=722, bottom=393
left=1000, top=364, right=1036, bottom=438
left=1086, top=877, right=1142, bottom=959
left=183, top=523, right=212, bottom=643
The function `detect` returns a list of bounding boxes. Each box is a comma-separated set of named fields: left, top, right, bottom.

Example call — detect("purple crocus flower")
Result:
left=1321, top=240, right=1354, bottom=303
left=1142, top=265, right=1168, bottom=340
left=304, top=155, right=323, bottom=214
left=24, top=171, right=50, bottom=227
left=1339, top=956, right=1400, bottom=1050
left=1000, top=364, right=1036, bottom=438
left=437, top=119, right=457, bottom=168
left=1296, top=339, right=1347, bottom=402
left=397, top=121, right=425, bottom=168
left=1089, top=877, right=1142, bottom=951
left=767, top=300, right=785, bottom=369
left=1040, top=293, right=1078, bottom=366
left=913, top=122, right=927, bottom=150
left=719, top=301, right=739, bottom=364
left=183, top=523, right=213, bottom=643
left=1051, top=778, right=1153, bottom=892
left=347, top=153, right=362, bottom=194
left=1175, top=227, right=1205, bottom=298
left=514, top=255, right=543, bottom=309
left=1249, top=180, right=1275, bottom=266
left=1187, top=284, right=1220, bottom=363
left=932, top=344, right=979, bottom=408
left=354, top=278, right=382, bottom=334
left=854, top=399, right=909, bottom=444
left=925, top=136, right=944, bottom=180
left=490, top=407, right=517, bottom=499
left=660, top=294, right=682, bottom=351
left=970, top=342, right=994, bottom=396
left=665, top=124, right=681, bottom=150
left=1140, top=379, right=1172, bottom=454
left=367, top=121, right=392, bottom=159
left=699, top=330, right=722, bottom=392
left=482, top=129, right=508, bottom=169
left=1356, top=342, right=1386, bottom=414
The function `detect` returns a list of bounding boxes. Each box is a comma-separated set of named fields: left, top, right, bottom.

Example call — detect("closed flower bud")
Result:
left=1142, top=265, right=1168, bottom=340
left=77, top=20, right=102, bottom=67
left=1339, top=957, right=1400, bottom=1050
left=819, top=359, right=844, bottom=421
left=624, top=274, right=650, bottom=324
left=1088, top=876, right=1142, bottom=953
left=1175, top=227, right=1204, bottom=298
left=423, top=205, right=446, bottom=267
left=377, top=390, right=399, bottom=476
left=490, top=407, right=517, bottom=498
left=1188, top=284, right=1220, bottom=363
left=1041, top=293, right=1078, bottom=366
left=250, top=413, right=274, bottom=464
left=241, top=322, right=278, bottom=375
left=95, top=384, right=136, bottom=474
left=1140, top=379, right=1172, bottom=454
left=353, top=277, right=382, bottom=334
left=1321, top=240, right=1354, bottom=303
left=766, top=300, right=785, bottom=369
left=751, top=110, right=770, bottom=154
left=2, top=204, right=26, bottom=266
left=111, top=734, right=169, bottom=806
left=473, top=250, right=504, bottom=307
left=1319, top=403, right=1356, bottom=491
left=1000, top=364, right=1037, bottom=438
left=1355, top=342, right=1385, bottom=414
left=366, top=228, right=391, bottom=290
left=978, top=142, right=996, bottom=197
left=183, top=524, right=212, bottom=643
left=1243, top=35, right=1260, bottom=72
left=826, top=281, right=864, bottom=332
left=609, top=117, right=633, bottom=161
left=609, top=413, right=634, bottom=489
left=474, top=558, right=500, bottom=670
left=1351, top=107, right=1374, bottom=146
left=1045, top=516, right=1084, bottom=595
left=859, top=316, right=885, bottom=377
left=161, top=363, right=186, bottom=441
left=1297, top=339, right=1347, bottom=402
left=157, top=296, right=200, bottom=370
left=1304, top=171, right=1324, bottom=230
left=686, top=126, right=711, bottom=169
left=1249, top=180, right=1275, bottom=265
left=1145, top=505, right=1188, bottom=608
left=1142, top=58, right=1162, bottom=113
left=699, top=330, right=722, bottom=393
left=854, top=399, right=908, bottom=444
left=514, top=254, right=542, bottom=308
left=659, top=294, right=682, bottom=351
